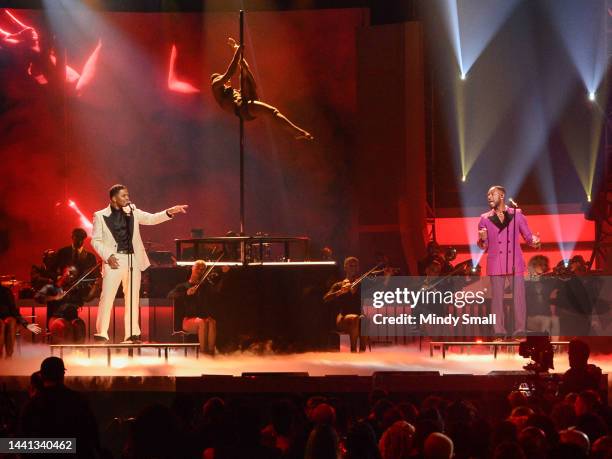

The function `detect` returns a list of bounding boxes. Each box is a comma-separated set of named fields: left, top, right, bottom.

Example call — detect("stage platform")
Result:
left=429, top=340, right=570, bottom=358
left=0, top=372, right=581, bottom=395
left=2, top=342, right=611, bottom=388
left=44, top=340, right=572, bottom=367
left=50, top=343, right=201, bottom=365
left=1, top=342, right=612, bottom=422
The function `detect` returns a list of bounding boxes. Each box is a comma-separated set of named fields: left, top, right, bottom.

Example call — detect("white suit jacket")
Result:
left=91, top=204, right=171, bottom=272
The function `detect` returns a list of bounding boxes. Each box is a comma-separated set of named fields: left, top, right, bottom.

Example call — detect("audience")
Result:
left=6, top=347, right=612, bottom=459
left=19, top=357, right=100, bottom=458
left=305, top=424, right=340, bottom=459
left=345, top=420, right=381, bottom=459
left=591, top=435, right=612, bottom=459
left=378, top=420, right=414, bottom=459
left=423, top=432, right=454, bottom=459
left=558, top=428, right=590, bottom=455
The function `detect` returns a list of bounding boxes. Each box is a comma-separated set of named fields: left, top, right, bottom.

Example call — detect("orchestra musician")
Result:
left=169, top=260, right=226, bottom=355
left=525, top=255, right=559, bottom=336
left=35, top=265, right=94, bottom=344
left=0, top=284, right=41, bottom=357
left=323, top=257, right=368, bottom=353
left=53, top=228, right=98, bottom=278
left=30, top=249, right=57, bottom=291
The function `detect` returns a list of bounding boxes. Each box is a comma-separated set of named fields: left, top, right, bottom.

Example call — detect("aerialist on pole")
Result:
left=211, top=37, right=314, bottom=140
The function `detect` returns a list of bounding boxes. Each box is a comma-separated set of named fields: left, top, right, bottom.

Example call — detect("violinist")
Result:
left=323, top=257, right=368, bottom=353
left=35, top=265, right=93, bottom=343
left=169, top=260, right=225, bottom=355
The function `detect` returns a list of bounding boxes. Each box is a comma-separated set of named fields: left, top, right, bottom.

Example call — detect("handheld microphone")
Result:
left=508, top=198, right=518, bottom=208
left=123, top=201, right=135, bottom=213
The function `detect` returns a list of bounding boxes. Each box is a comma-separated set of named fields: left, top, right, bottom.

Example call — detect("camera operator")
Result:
left=559, top=339, right=602, bottom=397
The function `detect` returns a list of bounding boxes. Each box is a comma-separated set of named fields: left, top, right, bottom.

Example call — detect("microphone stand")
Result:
left=509, top=199, right=518, bottom=335
left=128, top=203, right=135, bottom=342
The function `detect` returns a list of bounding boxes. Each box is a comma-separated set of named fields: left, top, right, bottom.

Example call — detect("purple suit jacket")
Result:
left=478, top=208, right=535, bottom=275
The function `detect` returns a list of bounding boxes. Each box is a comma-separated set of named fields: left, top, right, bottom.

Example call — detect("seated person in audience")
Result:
left=168, top=260, right=224, bottom=355
left=19, top=356, right=101, bottom=458
left=0, top=284, right=41, bottom=357
left=35, top=266, right=91, bottom=344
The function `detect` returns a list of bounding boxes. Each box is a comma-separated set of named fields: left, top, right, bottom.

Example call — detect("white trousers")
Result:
left=96, top=253, right=141, bottom=340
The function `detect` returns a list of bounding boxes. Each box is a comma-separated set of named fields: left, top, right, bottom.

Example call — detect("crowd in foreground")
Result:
left=0, top=339, right=610, bottom=459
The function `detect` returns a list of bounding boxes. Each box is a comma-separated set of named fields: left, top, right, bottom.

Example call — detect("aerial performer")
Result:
left=211, top=37, right=313, bottom=141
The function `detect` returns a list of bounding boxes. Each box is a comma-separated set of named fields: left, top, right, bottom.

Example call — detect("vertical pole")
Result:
left=129, top=253, right=133, bottom=340
left=239, top=10, right=245, bottom=236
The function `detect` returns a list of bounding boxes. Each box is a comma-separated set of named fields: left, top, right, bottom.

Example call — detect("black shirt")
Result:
left=36, top=284, right=87, bottom=322
left=0, top=285, right=27, bottom=326
left=54, top=246, right=98, bottom=277
left=561, top=364, right=603, bottom=395
left=105, top=206, right=133, bottom=253
left=169, top=281, right=218, bottom=320
left=326, top=281, right=362, bottom=316
left=30, top=263, right=56, bottom=291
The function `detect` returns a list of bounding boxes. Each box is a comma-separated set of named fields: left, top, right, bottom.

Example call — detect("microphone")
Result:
left=508, top=198, right=518, bottom=208
left=123, top=201, right=135, bottom=213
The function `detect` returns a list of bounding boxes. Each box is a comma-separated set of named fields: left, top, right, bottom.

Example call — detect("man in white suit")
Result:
left=91, top=184, right=187, bottom=343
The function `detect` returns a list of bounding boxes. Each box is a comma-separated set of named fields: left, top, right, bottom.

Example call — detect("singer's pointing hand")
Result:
left=167, top=205, right=188, bottom=215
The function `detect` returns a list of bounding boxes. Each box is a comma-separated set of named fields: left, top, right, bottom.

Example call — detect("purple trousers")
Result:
left=490, top=275, right=526, bottom=335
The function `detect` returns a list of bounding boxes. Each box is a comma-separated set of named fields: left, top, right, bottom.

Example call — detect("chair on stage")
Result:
left=328, top=307, right=372, bottom=352
left=171, top=298, right=197, bottom=344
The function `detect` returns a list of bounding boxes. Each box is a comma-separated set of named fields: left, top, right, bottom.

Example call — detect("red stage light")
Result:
left=168, top=44, right=200, bottom=94
left=67, top=199, right=92, bottom=230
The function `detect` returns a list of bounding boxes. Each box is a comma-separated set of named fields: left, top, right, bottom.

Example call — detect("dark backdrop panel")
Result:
left=151, top=264, right=339, bottom=351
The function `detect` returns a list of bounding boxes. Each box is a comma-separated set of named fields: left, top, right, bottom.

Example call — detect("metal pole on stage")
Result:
left=511, top=201, right=517, bottom=334
left=239, top=10, right=245, bottom=236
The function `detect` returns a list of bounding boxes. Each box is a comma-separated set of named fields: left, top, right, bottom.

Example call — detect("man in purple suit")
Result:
left=478, top=186, right=540, bottom=336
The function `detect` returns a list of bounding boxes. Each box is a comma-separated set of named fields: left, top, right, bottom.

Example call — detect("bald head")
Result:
left=424, top=432, right=453, bottom=459
left=559, top=429, right=590, bottom=454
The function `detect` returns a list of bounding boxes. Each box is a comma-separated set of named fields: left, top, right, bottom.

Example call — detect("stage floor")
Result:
left=3, top=342, right=612, bottom=379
